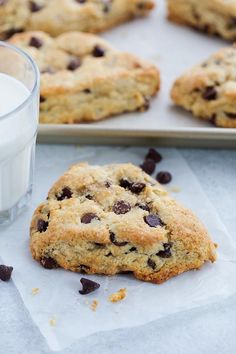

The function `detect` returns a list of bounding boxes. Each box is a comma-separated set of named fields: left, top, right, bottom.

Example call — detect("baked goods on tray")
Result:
left=0, top=0, right=155, bottom=39
left=30, top=162, right=217, bottom=284
left=167, top=0, right=236, bottom=41
left=10, top=31, right=160, bottom=124
left=171, top=45, right=236, bottom=128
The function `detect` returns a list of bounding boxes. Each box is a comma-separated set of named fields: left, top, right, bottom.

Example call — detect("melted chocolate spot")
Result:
left=110, top=232, right=128, bottom=246
left=81, top=213, right=99, bottom=224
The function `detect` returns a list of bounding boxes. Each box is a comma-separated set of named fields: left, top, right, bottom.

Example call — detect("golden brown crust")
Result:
left=30, top=163, right=217, bottom=284
left=171, top=46, right=236, bottom=128
left=0, top=0, right=155, bottom=39
left=9, top=31, right=160, bottom=124
left=167, top=0, right=236, bottom=41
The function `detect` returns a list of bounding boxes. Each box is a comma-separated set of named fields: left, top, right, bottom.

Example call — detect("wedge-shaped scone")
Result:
left=9, top=31, right=160, bottom=124
left=30, top=163, right=216, bottom=284
left=0, top=0, right=155, bottom=39
left=167, top=0, right=236, bottom=41
left=171, top=45, right=236, bottom=128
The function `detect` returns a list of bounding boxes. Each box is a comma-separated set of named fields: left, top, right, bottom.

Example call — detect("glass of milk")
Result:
left=0, top=42, right=40, bottom=225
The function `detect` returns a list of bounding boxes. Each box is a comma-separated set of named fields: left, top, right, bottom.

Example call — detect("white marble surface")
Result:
left=0, top=145, right=236, bottom=354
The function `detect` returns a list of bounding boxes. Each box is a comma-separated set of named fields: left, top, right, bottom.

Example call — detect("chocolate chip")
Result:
left=225, top=112, right=236, bottom=119
left=0, top=265, right=13, bottom=281
left=85, top=194, right=93, bottom=200
left=29, top=1, right=43, bottom=12
left=79, top=277, right=100, bottom=295
left=92, top=45, right=105, bottom=57
left=147, top=258, right=156, bottom=270
left=40, top=95, right=46, bottom=103
left=113, top=200, right=131, bottom=215
left=67, top=57, right=81, bottom=71
left=76, top=0, right=86, bottom=3
left=129, top=247, right=137, bottom=252
left=156, top=171, right=172, bottom=184
left=110, top=232, right=128, bottom=246
left=144, top=214, right=163, bottom=228
left=56, top=187, right=72, bottom=201
left=83, top=88, right=91, bottom=94
left=40, top=257, right=58, bottom=269
left=105, top=181, right=112, bottom=188
left=81, top=213, right=99, bottom=224
left=136, top=203, right=150, bottom=212
left=37, top=219, right=48, bottom=233
left=4, top=28, right=23, bottom=39
left=119, top=178, right=132, bottom=189
left=202, top=86, right=218, bottom=100
left=129, top=182, right=146, bottom=194
left=29, top=36, right=43, bottom=48
left=157, top=243, right=172, bottom=258
left=145, top=148, right=162, bottom=163
left=140, top=159, right=155, bottom=175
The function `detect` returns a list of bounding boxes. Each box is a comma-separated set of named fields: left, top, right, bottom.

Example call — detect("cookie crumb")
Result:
left=109, top=288, right=127, bottom=303
left=31, top=287, right=40, bottom=295
left=90, top=300, right=99, bottom=312
left=49, top=318, right=57, bottom=327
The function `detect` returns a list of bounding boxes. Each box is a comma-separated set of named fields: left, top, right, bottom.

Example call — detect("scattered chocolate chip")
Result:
left=225, top=112, right=236, bottom=119
left=81, top=213, right=99, bottom=224
left=147, top=258, right=156, bottom=270
left=156, top=171, right=172, bottom=184
left=105, top=181, right=112, bottom=188
left=79, top=277, right=100, bottom=295
left=29, top=36, right=43, bottom=48
left=144, top=214, right=163, bottom=228
left=29, top=1, right=43, bottom=12
left=129, top=247, right=137, bottom=252
left=85, top=194, right=93, bottom=200
left=129, top=182, right=146, bottom=194
left=157, top=243, right=172, bottom=258
left=110, top=232, right=128, bottom=246
left=40, top=95, right=46, bottom=103
left=67, top=57, right=81, bottom=71
left=136, top=203, right=150, bottom=212
left=0, top=265, right=13, bottom=281
left=119, top=178, right=132, bottom=189
left=92, top=45, right=105, bottom=57
left=140, top=159, right=155, bottom=175
left=145, top=148, right=162, bottom=163
left=40, top=257, right=58, bottom=269
left=202, top=86, right=218, bottom=100
left=113, top=200, right=131, bottom=215
left=83, top=88, right=91, bottom=94
left=56, top=187, right=72, bottom=201
left=37, top=219, right=48, bottom=233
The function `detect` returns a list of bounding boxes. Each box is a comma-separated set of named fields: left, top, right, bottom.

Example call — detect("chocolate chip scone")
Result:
left=30, top=163, right=217, bottom=284
left=9, top=31, right=160, bottom=124
left=171, top=45, right=236, bottom=128
left=0, top=0, right=154, bottom=39
left=167, top=0, right=236, bottom=41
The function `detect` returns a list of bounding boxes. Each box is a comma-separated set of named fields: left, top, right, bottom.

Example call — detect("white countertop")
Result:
left=1, top=145, right=236, bottom=354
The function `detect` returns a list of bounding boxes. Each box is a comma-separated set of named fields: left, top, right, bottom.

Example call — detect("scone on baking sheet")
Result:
left=171, top=45, right=236, bottom=128
left=167, top=0, right=236, bottom=41
left=30, top=163, right=217, bottom=284
left=9, top=31, right=160, bottom=124
left=0, top=0, right=155, bottom=39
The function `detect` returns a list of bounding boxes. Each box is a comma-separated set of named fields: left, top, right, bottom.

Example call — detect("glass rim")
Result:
left=0, top=41, right=40, bottom=122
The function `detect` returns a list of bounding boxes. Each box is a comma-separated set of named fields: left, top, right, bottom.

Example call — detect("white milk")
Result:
left=0, top=73, right=38, bottom=213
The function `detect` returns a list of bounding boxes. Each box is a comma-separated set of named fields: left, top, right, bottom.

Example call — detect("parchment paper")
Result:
left=0, top=146, right=236, bottom=351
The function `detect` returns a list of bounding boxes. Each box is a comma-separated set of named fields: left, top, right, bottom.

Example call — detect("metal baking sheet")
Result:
left=38, top=0, right=236, bottom=147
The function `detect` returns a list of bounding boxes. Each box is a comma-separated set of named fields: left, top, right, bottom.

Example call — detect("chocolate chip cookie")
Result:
left=171, top=45, right=236, bottom=128
left=30, top=163, right=217, bottom=284
left=0, top=0, right=154, bottom=39
left=167, top=0, right=236, bottom=41
left=9, top=31, right=160, bottom=124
